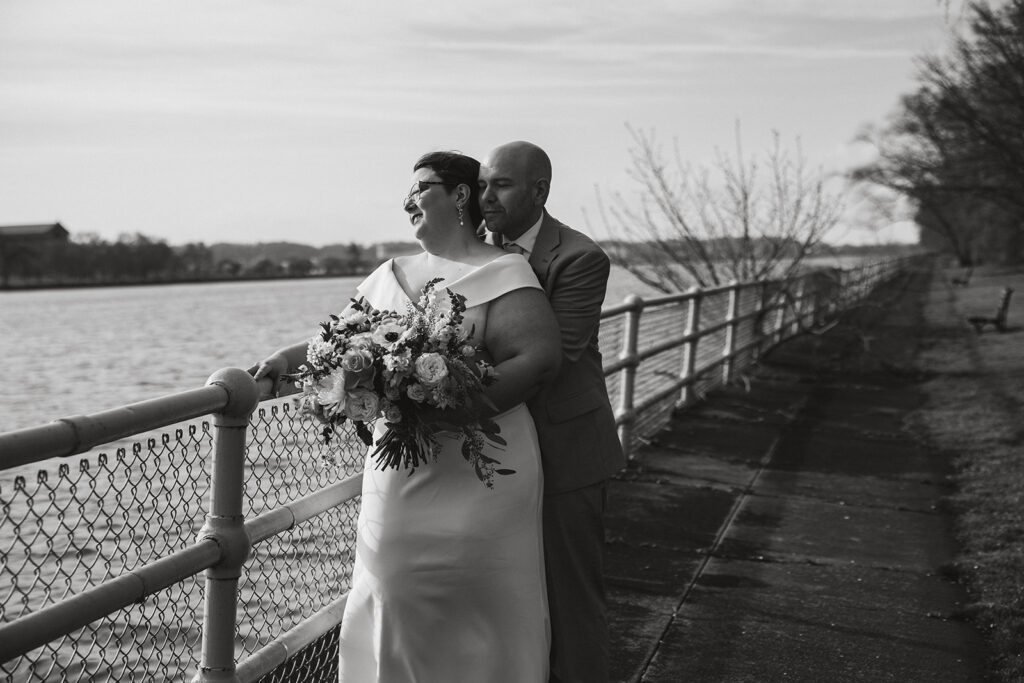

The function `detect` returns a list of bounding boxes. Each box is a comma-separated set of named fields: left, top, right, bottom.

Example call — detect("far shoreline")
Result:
left=1, top=246, right=914, bottom=294
left=0, top=271, right=376, bottom=293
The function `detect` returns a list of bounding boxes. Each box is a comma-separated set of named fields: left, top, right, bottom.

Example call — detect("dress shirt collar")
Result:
left=503, top=212, right=544, bottom=256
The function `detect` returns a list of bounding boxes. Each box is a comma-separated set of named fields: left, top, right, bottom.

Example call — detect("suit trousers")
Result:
left=543, top=480, right=609, bottom=683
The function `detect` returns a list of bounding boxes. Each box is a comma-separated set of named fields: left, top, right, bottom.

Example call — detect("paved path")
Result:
left=606, top=263, right=987, bottom=682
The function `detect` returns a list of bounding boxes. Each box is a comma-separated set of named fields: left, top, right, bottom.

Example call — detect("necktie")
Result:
left=503, top=242, right=526, bottom=256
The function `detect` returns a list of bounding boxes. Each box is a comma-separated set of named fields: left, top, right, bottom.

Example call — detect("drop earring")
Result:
left=456, top=203, right=465, bottom=227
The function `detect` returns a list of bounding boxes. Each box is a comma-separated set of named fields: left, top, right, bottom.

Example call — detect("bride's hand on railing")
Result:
left=249, top=353, right=290, bottom=398
left=248, top=341, right=311, bottom=399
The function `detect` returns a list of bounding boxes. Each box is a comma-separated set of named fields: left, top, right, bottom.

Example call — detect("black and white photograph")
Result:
left=2, top=1, right=1022, bottom=681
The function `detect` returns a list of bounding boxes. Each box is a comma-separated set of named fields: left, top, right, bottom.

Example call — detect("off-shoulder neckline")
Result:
left=387, top=252, right=526, bottom=304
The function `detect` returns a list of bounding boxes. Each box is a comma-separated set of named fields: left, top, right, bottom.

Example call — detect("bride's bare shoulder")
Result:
left=392, top=253, right=426, bottom=273
left=471, top=243, right=505, bottom=265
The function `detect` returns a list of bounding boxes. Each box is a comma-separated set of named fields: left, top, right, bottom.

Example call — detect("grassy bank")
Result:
left=912, top=264, right=1024, bottom=681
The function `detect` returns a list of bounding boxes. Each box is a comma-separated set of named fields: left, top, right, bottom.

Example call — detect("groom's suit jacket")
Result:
left=523, top=212, right=625, bottom=494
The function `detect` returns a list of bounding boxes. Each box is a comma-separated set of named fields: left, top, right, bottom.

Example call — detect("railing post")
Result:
left=721, top=280, right=740, bottom=384
left=752, top=281, right=768, bottom=361
left=193, top=368, right=260, bottom=683
left=679, top=286, right=701, bottom=406
left=617, top=295, right=644, bottom=458
left=831, top=269, right=848, bottom=318
left=852, top=267, right=861, bottom=308
left=848, top=265, right=861, bottom=307
left=789, top=278, right=806, bottom=335
left=807, top=274, right=823, bottom=329
left=773, top=285, right=787, bottom=345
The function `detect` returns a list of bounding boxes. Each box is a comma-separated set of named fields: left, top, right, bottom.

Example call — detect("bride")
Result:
left=252, top=151, right=562, bottom=682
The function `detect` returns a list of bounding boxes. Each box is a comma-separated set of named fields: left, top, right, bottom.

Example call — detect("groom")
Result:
left=478, top=141, right=625, bottom=683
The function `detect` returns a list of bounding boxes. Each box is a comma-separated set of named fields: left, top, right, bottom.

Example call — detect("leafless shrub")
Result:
left=591, top=124, right=843, bottom=293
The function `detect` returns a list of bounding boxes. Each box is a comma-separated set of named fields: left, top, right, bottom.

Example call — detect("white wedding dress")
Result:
left=337, top=254, right=550, bottom=683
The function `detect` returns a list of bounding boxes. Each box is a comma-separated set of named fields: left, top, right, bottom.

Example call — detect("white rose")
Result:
left=406, top=383, right=427, bottom=402
left=344, top=388, right=380, bottom=422
left=348, top=332, right=375, bottom=349
left=340, top=348, right=376, bottom=389
left=414, top=353, right=448, bottom=386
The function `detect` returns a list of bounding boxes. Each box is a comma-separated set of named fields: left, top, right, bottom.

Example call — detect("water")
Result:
left=0, top=267, right=659, bottom=434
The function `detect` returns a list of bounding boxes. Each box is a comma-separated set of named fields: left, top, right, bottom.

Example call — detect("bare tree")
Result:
left=851, top=93, right=985, bottom=266
left=591, top=124, right=843, bottom=293
left=851, top=0, right=1024, bottom=266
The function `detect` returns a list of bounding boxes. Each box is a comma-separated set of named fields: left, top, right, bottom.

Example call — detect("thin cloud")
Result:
left=423, top=40, right=919, bottom=60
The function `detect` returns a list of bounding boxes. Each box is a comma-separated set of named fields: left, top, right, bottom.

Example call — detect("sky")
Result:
left=0, top=0, right=964, bottom=247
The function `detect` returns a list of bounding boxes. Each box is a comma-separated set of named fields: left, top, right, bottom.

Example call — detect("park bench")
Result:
left=967, top=286, right=1014, bottom=332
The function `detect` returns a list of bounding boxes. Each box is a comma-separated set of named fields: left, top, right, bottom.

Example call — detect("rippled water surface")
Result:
left=1, top=277, right=368, bottom=432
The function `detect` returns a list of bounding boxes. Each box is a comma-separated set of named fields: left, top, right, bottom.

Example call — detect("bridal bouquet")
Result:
left=289, top=279, right=511, bottom=487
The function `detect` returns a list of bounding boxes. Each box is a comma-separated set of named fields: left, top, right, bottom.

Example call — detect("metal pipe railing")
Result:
left=0, top=540, right=222, bottom=663
left=615, top=295, right=644, bottom=451
left=680, top=286, right=701, bottom=406
left=245, top=475, right=363, bottom=544
left=193, top=369, right=261, bottom=683
left=235, top=595, right=350, bottom=682
left=721, top=280, right=741, bottom=384
left=0, top=386, right=230, bottom=471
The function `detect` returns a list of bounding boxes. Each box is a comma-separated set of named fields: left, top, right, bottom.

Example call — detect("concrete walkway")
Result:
left=606, top=263, right=987, bottom=682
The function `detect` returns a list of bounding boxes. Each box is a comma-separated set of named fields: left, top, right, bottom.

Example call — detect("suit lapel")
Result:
left=529, top=212, right=560, bottom=290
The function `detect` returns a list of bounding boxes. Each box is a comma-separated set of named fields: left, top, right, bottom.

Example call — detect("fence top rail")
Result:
left=0, top=367, right=258, bottom=473
left=0, top=539, right=222, bottom=663
left=598, top=253, right=921, bottom=321
left=598, top=266, right=864, bottom=320
left=600, top=281, right=745, bottom=318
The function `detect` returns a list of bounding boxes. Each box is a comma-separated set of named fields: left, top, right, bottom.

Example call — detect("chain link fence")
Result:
left=2, top=425, right=212, bottom=682
left=1, top=401, right=363, bottom=682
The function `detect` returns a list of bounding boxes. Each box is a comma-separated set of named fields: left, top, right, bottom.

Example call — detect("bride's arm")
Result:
left=249, top=341, right=309, bottom=397
left=250, top=297, right=368, bottom=397
left=481, top=288, right=562, bottom=414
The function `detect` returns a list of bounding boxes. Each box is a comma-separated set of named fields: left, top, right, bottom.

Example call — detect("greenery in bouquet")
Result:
left=289, top=278, right=512, bottom=487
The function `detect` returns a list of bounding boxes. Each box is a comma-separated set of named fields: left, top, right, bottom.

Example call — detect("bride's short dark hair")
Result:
left=414, top=151, right=484, bottom=228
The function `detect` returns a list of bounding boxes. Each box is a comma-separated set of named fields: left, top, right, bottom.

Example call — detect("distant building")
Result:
left=0, top=223, right=71, bottom=286
left=0, top=222, right=70, bottom=242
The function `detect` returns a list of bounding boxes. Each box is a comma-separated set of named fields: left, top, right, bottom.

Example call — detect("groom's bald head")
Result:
left=488, top=141, right=552, bottom=185
left=479, top=141, right=552, bottom=239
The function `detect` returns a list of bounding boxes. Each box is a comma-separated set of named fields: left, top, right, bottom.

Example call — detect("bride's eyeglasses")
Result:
left=404, top=180, right=451, bottom=207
